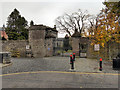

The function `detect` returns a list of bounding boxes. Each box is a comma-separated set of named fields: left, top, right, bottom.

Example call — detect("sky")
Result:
left=0, top=0, right=106, bottom=37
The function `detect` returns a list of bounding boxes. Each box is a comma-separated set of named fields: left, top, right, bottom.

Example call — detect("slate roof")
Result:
left=29, top=24, right=58, bottom=32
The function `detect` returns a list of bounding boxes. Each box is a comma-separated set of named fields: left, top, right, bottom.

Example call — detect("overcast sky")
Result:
left=0, top=0, right=105, bottom=37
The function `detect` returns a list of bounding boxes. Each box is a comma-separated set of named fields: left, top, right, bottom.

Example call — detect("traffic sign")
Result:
left=94, top=44, right=100, bottom=51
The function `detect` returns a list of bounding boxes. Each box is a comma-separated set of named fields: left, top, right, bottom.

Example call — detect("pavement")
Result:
left=0, top=63, right=12, bottom=68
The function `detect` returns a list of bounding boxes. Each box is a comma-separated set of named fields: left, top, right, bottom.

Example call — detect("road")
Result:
left=2, top=71, right=118, bottom=88
left=1, top=57, right=119, bottom=88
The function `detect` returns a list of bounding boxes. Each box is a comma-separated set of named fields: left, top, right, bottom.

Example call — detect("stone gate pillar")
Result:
left=71, top=31, right=81, bottom=56
left=29, top=25, right=46, bottom=58
left=71, top=37, right=80, bottom=56
left=71, top=31, right=90, bottom=57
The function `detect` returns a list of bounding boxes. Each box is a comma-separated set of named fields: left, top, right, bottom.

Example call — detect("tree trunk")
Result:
left=108, top=41, right=112, bottom=60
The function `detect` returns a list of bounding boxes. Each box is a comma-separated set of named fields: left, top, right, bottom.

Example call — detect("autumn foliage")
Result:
left=90, top=8, right=120, bottom=47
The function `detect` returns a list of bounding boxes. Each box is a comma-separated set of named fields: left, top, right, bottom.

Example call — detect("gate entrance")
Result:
left=79, top=43, right=87, bottom=58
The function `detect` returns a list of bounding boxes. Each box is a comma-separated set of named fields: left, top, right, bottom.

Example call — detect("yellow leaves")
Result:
left=116, top=40, right=120, bottom=43
left=89, top=9, right=120, bottom=48
left=98, top=38, right=101, bottom=41
left=114, top=34, right=120, bottom=43
left=100, top=35, right=103, bottom=38
left=97, top=42, right=100, bottom=44
left=102, top=25, right=106, bottom=30
left=101, top=43, right=104, bottom=47
left=91, top=42, right=94, bottom=46
left=91, top=41, right=105, bottom=47
left=84, top=32, right=87, bottom=37
left=111, top=30, right=116, bottom=34
left=88, top=33, right=91, bottom=36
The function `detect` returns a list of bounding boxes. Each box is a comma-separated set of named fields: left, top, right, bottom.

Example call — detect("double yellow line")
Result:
left=0, top=71, right=120, bottom=76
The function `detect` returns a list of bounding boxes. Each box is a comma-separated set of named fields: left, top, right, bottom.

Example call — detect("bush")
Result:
left=63, top=51, right=66, bottom=53
left=11, top=49, right=20, bottom=57
left=57, top=50, right=62, bottom=55
left=67, top=50, right=72, bottom=53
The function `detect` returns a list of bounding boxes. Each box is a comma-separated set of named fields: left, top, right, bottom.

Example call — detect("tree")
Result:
left=5, top=8, right=28, bottom=40
left=30, top=20, right=34, bottom=26
left=90, top=8, right=120, bottom=60
left=55, top=9, right=90, bottom=37
left=103, top=1, right=120, bottom=26
left=89, top=1, right=120, bottom=60
left=103, top=1, right=120, bottom=16
left=87, top=15, right=97, bottom=36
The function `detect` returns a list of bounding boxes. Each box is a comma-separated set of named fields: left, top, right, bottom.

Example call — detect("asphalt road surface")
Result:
left=2, top=71, right=118, bottom=88
left=1, top=57, right=119, bottom=88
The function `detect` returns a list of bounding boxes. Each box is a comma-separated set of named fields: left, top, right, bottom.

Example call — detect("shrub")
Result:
left=67, top=50, right=72, bottom=53
left=63, top=51, right=66, bottom=53
left=11, top=49, right=20, bottom=57
left=57, top=50, right=62, bottom=55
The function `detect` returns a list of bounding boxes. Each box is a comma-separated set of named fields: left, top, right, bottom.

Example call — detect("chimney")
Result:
left=54, top=25, right=56, bottom=29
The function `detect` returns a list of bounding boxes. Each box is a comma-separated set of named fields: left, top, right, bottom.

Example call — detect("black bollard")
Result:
left=99, top=58, right=102, bottom=71
left=70, top=55, right=74, bottom=69
left=73, top=53, right=75, bottom=61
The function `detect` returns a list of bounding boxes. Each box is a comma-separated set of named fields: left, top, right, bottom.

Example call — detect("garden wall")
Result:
left=2, top=40, right=27, bottom=57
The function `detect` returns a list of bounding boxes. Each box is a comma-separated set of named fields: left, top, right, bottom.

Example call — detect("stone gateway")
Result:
left=29, top=25, right=58, bottom=57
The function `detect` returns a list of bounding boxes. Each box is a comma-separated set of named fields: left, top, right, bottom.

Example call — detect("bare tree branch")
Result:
left=55, top=9, right=93, bottom=37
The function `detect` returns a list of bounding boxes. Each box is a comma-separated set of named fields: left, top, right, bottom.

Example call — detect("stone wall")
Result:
left=53, top=38, right=64, bottom=55
left=72, top=37, right=89, bottom=56
left=109, top=42, right=120, bottom=59
left=71, top=37, right=80, bottom=56
left=29, top=25, right=58, bottom=58
left=87, top=41, right=99, bottom=59
left=87, top=41, right=120, bottom=60
left=45, top=38, right=54, bottom=57
left=29, top=29, right=46, bottom=57
left=2, top=40, right=27, bottom=57
left=1, top=24, right=58, bottom=58
left=71, top=37, right=120, bottom=60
